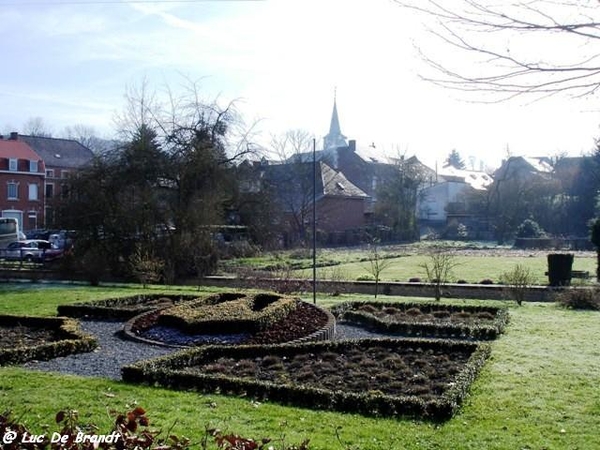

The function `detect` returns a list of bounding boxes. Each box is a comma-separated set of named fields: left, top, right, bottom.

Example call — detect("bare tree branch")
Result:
left=396, top=0, right=600, bottom=99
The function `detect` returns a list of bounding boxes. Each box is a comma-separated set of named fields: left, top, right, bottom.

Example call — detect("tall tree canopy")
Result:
left=59, top=81, right=257, bottom=281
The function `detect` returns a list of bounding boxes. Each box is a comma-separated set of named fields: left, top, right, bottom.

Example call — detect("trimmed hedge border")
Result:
left=331, top=302, right=509, bottom=341
left=158, top=293, right=298, bottom=334
left=122, top=338, right=491, bottom=421
left=122, top=298, right=337, bottom=348
left=0, top=315, right=97, bottom=366
left=57, top=293, right=200, bottom=320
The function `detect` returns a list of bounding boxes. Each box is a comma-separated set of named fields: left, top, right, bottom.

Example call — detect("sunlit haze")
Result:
left=1, top=0, right=599, bottom=170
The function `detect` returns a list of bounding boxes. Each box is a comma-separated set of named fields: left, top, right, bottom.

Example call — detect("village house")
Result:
left=418, top=165, right=493, bottom=223
left=0, top=132, right=94, bottom=231
left=0, top=132, right=46, bottom=230
left=19, top=134, right=94, bottom=228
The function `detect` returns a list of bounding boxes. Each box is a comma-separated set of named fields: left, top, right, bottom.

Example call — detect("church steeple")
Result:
left=323, top=89, right=347, bottom=150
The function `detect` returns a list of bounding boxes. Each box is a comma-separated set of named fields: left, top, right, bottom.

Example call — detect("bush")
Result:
left=556, top=288, right=600, bottom=310
left=516, top=219, right=547, bottom=238
left=499, top=264, right=535, bottom=306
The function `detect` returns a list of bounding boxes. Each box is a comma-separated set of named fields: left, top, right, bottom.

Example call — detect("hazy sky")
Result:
left=1, top=0, right=599, bottom=169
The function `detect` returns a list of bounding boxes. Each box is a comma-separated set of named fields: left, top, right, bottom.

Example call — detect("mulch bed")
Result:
left=0, top=325, right=60, bottom=348
left=184, top=343, right=470, bottom=399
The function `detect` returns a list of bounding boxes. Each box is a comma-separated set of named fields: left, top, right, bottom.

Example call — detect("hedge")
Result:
left=0, top=315, right=97, bottom=365
left=122, top=338, right=491, bottom=421
left=331, top=301, right=509, bottom=340
left=57, top=293, right=200, bottom=320
left=158, top=293, right=298, bottom=334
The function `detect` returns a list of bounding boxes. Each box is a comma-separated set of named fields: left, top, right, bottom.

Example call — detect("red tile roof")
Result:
left=0, top=138, right=43, bottom=161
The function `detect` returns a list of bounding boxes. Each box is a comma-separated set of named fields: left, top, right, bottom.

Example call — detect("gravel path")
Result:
left=21, top=320, right=389, bottom=380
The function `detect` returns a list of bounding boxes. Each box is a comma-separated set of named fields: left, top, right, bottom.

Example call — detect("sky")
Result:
left=1, top=0, right=600, bottom=170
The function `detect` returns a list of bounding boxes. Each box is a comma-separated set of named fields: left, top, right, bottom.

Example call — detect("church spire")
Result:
left=323, top=89, right=347, bottom=150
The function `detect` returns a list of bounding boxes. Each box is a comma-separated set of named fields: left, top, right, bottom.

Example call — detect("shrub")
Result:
left=499, top=264, right=535, bottom=306
left=129, top=246, right=165, bottom=288
left=479, top=279, right=494, bottom=285
left=356, top=275, right=375, bottom=281
left=516, top=219, right=547, bottom=238
left=556, top=288, right=600, bottom=311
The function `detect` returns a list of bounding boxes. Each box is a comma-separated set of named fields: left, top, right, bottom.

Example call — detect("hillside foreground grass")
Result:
left=0, top=284, right=599, bottom=449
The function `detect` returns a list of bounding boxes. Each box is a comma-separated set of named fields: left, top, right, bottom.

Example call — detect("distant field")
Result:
left=303, top=253, right=596, bottom=284
left=220, top=242, right=597, bottom=285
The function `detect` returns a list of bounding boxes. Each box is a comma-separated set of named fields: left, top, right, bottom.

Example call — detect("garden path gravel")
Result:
left=21, top=320, right=391, bottom=380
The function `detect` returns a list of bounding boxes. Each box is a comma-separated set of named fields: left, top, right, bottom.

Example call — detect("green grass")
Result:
left=299, top=254, right=596, bottom=285
left=220, top=242, right=597, bottom=285
left=1, top=285, right=600, bottom=449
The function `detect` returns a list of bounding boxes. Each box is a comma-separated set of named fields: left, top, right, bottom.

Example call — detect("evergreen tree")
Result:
left=445, top=149, right=466, bottom=169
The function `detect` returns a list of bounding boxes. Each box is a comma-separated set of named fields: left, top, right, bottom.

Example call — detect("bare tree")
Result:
left=267, top=130, right=316, bottom=246
left=23, top=116, right=53, bottom=137
left=419, top=246, right=459, bottom=301
left=397, top=0, right=600, bottom=99
left=365, top=238, right=394, bottom=298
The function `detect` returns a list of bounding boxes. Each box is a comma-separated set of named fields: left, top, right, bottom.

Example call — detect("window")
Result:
left=46, top=169, right=54, bottom=178
left=9, top=159, right=17, bottom=171
left=7, top=182, right=18, bottom=200
left=61, top=170, right=70, bottom=179
left=28, top=184, right=38, bottom=201
left=45, top=183, right=54, bottom=199
left=30, top=160, right=38, bottom=173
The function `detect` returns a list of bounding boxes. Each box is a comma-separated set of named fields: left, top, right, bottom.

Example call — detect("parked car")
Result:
left=1, top=240, right=64, bottom=262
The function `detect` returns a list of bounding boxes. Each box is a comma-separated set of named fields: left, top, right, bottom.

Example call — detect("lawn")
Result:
left=0, top=284, right=599, bottom=449
left=309, top=253, right=596, bottom=284
left=219, top=242, right=597, bottom=285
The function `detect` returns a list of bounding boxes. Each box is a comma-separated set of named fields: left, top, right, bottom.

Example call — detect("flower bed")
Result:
left=331, top=302, right=509, bottom=340
left=122, top=338, right=490, bottom=420
left=0, top=315, right=97, bottom=365
left=57, top=293, right=199, bottom=320
left=124, top=297, right=336, bottom=348
left=158, top=293, right=298, bottom=333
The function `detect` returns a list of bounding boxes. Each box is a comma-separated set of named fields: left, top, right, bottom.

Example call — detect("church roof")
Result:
left=323, top=95, right=347, bottom=150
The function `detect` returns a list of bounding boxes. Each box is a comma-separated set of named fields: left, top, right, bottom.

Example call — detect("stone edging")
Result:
left=122, top=300, right=336, bottom=348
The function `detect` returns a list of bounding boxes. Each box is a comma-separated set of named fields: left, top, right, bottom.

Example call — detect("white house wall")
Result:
left=418, top=181, right=469, bottom=222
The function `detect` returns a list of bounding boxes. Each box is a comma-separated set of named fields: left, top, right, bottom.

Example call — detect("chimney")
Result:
left=348, top=139, right=356, bottom=152
left=9, top=132, right=18, bottom=140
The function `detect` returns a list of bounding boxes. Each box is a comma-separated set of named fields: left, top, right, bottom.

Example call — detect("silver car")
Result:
left=1, top=239, right=63, bottom=262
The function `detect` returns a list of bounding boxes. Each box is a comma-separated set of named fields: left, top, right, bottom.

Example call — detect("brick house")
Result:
left=285, top=96, right=434, bottom=238
left=0, top=132, right=46, bottom=230
left=252, top=160, right=370, bottom=245
left=20, top=134, right=94, bottom=227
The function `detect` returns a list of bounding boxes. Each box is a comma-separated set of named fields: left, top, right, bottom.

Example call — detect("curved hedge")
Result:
left=57, top=293, right=200, bottom=320
left=0, top=315, right=97, bottom=365
left=158, top=293, right=298, bottom=334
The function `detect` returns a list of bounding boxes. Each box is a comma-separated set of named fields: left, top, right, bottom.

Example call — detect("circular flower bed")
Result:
left=123, top=292, right=336, bottom=348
